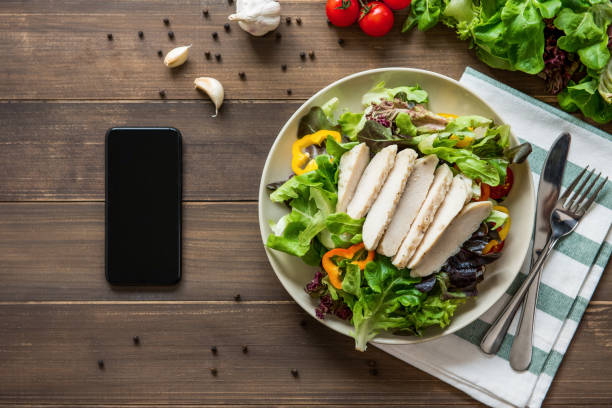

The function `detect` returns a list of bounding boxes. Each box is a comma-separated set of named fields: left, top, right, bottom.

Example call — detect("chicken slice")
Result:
left=410, top=201, right=493, bottom=277
left=362, top=148, right=418, bottom=251
left=336, top=143, right=370, bottom=213
left=346, top=144, right=397, bottom=219
left=392, top=164, right=453, bottom=268
left=377, top=155, right=438, bottom=256
left=408, top=174, right=473, bottom=269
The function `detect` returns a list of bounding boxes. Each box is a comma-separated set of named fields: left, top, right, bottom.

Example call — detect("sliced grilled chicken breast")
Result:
left=377, top=155, right=439, bottom=257
left=407, top=174, right=473, bottom=269
left=346, top=144, right=397, bottom=219
left=392, top=164, right=453, bottom=268
left=336, top=143, right=370, bottom=213
left=362, top=148, right=418, bottom=250
left=410, top=201, right=493, bottom=277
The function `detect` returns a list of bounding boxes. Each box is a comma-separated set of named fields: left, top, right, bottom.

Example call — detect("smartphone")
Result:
left=105, top=127, right=182, bottom=285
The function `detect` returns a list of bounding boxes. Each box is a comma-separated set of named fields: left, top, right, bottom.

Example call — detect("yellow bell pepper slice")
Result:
left=291, top=130, right=341, bottom=175
left=438, top=113, right=473, bottom=148
left=493, top=205, right=511, bottom=241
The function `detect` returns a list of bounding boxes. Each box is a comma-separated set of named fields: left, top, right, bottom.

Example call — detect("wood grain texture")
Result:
left=1, top=201, right=610, bottom=302
left=0, top=302, right=611, bottom=406
left=0, top=101, right=284, bottom=201
left=0, top=202, right=289, bottom=301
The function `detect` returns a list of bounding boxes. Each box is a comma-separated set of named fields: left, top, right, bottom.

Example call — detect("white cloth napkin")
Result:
left=375, top=67, right=612, bottom=408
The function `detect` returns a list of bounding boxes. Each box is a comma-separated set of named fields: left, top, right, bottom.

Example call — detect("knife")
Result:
left=509, top=132, right=571, bottom=371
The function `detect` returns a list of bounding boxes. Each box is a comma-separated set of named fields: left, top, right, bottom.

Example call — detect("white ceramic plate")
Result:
left=258, top=68, right=535, bottom=345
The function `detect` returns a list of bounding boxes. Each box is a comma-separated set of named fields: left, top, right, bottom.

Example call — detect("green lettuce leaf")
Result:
left=338, top=111, right=366, bottom=141
left=352, top=257, right=423, bottom=350
left=410, top=0, right=446, bottom=30
left=361, top=81, right=429, bottom=106
left=297, top=106, right=338, bottom=138
left=325, top=136, right=359, bottom=163
left=325, top=212, right=365, bottom=248
left=395, top=112, right=418, bottom=137
left=357, top=120, right=416, bottom=153
left=558, top=75, right=612, bottom=124
left=485, top=208, right=509, bottom=229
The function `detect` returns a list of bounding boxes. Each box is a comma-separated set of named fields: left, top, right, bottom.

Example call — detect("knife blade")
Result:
left=509, top=132, right=571, bottom=371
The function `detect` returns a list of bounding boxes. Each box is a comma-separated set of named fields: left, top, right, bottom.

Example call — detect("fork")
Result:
left=480, top=166, right=608, bottom=357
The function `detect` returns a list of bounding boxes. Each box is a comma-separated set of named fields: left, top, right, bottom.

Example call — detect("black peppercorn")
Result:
left=291, top=368, right=299, bottom=377
left=286, top=89, right=292, bottom=95
left=168, top=31, right=174, bottom=39
left=133, top=336, right=140, bottom=345
left=367, top=359, right=377, bottom=368
left=211, top=345, right=218, bottom=354
left=234, top=293, right=241, bottom=301
left=242, top=345, right=248, bottom=354
left=210, top=367, right=218, bottom=376
left=138, top=31, right=144, bottom=38
left=224, top=23, right=231, bottom=32
left=205, top=51, right=211, bottom=59
left=308, top=50, right=315, bottom=59
left=327, top=19, right=332, bottom=26
left=203, top=9, right=209, bottom=17
left=281, top=64, right=287, bottom=71
left=157, top=50, right=163, bottom=57
left=215, top=53, right=221, bottom=61
left=275, top=32, right=282, bottom=40
left=299, top=318, right=307, bottom=327
left=212, top=31, right=218, bottom=40
left=98, top=359, right=104, bottom=369
left=369, top=368, right=378, bottom=376
left=159, top=89, right=166, bottom=98
left=239, top=71, right=246, bottom=80
left=228, top=0, right=233, bottom=4
left=338, top=38, right=344, bottom=45
left=107, top=33, right=113, bottom=40
left=163, top=18, right=170, bottom=25
left=296, top=17, right=302, bottom=25
left=285, top=16, right=291, bottom=24
left=299, top=51, right=306, bottom=60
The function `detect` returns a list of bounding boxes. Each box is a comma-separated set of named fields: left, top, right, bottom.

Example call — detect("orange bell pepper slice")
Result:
left=321, top=243, right=374, bottom=289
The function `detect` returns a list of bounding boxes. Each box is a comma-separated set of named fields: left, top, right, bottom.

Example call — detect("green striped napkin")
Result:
left=376, top=67, right=611, bottom=408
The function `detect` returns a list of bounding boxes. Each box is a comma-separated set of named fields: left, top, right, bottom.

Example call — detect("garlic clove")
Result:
left=194, top=77, right=224, bottom=117
left=164, top=45, right=191, bottom=68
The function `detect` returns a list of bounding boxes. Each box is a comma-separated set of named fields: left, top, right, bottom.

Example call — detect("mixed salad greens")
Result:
left=266, top=82, right=529, bottom=350
left=402, top=0, right=612, bottom=124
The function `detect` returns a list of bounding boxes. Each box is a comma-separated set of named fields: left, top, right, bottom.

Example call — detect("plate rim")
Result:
left=258, top=67, right=535, bottom=345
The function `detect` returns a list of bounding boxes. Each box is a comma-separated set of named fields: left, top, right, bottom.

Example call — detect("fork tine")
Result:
left=560, top=165, right=588, bottom=201
left=577, top=176, right=608, bottom=216
left=565, top=168, right=595, bottom=209
left=571, top=171, right=601, bottom=212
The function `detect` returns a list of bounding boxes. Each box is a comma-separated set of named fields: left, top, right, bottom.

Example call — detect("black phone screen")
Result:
left=105, top=127, right=182, bottom=285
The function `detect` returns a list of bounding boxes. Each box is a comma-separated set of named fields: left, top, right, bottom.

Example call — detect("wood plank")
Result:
left=0, top=302, right=611, bottom=406
left=2, top=0, right=610, bottom=133
left=0, top=101, right=287, bottom=201
left=0, top=202, right=288, bottom=301
left=1, top=201, right=610, bottom=301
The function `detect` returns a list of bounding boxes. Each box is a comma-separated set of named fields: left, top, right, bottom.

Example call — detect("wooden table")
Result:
left=1, top=1, right=611, bottom=406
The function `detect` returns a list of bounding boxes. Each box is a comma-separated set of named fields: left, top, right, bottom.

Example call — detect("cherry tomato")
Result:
left=359, top=2, right=394, bottom=37
left=490, top=167, right=514, bottom=200
left=478, top=183, right=490, bottom=201
left=382, top=0, right=412, bottom=10
left=326, top=0, right=359, bottom=27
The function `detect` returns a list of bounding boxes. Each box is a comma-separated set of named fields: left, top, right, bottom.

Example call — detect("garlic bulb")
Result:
left=194, top=77, right=224, bottom=117
left=164, top=45, right=191, bottom=68
left=228, top=0, right=281, bottom=37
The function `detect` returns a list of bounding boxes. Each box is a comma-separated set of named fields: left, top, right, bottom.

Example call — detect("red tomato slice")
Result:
left=490, top=167, right=514, bottom=200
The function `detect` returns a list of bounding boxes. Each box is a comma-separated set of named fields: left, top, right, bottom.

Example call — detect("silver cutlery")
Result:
left=480, top=165, right=607, bottom=356
left=510, top=133, right=570, bottom=371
